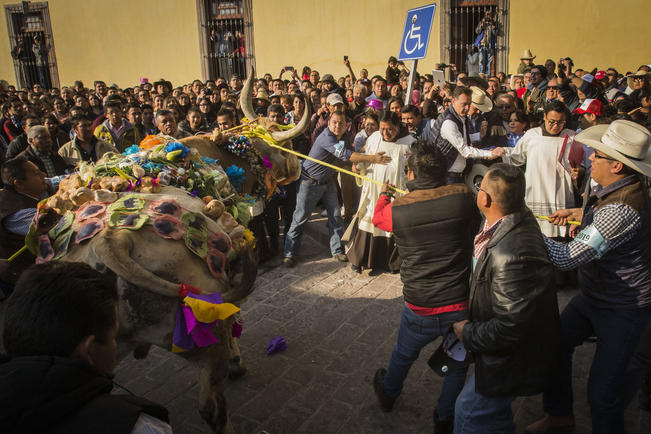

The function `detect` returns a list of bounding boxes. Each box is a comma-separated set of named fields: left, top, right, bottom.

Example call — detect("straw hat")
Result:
left=520, top=49, right=536, bottom=61
left=576, top=120, right=651, bottom=177
left=626, top=69, right=651, bottom=90
left=254, top=87, right=270, bottom=103
left=470, top=86, right=493, bottom=113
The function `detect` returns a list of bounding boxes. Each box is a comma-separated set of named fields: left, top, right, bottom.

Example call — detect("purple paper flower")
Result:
left=266, top=335, right=287, bottom=355
left=262, top=155, right=273, bottom=169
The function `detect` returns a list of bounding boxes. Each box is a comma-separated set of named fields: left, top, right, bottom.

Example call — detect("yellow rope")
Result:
left=534, top=214, right=581, bottom=226
left=7, top=245, right=27, bottom=262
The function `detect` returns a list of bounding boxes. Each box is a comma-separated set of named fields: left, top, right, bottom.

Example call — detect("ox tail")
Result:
left=92, top=229, right=181, bottom=297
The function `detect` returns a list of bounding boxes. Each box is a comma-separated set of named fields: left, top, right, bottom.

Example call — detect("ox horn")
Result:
left=239, top=67, right=258, bottom=122
left=269, top=95, right=311, bottom=143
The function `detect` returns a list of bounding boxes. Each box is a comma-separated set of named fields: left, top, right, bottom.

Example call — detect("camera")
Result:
left=438, top=63, right=448, bottom=69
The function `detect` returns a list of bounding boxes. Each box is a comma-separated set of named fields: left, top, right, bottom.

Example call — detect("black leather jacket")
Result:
left=462, top=209, right=562, bottom=397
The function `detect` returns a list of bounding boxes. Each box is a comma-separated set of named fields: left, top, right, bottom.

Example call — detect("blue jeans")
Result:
left=284, top=178, right=344, bottom=258
left=542, top=294, right=651, bottom=434
left=384, top=305, right=468, bottom=420
left=478, top=46, right=493, bottom=75
left=454, top=373, right=515, bottom=434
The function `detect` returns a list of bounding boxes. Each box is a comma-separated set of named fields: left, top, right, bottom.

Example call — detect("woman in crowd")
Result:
left=353, top=111, right=379, bottom=152
left=507, top=110, right=528, bottom=147
left=88, top=94, right=102, bottom=119
left=387, top=96, right=404, bottom=115
left=52, top=97, right=69, bottom=123
left=346, top=111, right=415, bottom=274
left=197, top=97, right=217, bottom=126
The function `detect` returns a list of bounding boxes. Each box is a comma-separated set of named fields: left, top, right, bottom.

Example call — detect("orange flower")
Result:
left=140, top=135, right=164, bottom=150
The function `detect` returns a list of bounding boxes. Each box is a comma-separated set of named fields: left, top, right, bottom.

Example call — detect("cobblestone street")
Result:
left=112, top=219, right=651, bottom=434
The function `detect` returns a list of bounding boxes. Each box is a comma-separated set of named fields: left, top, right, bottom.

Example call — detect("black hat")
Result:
left=427, top=328, right=470, bottom=377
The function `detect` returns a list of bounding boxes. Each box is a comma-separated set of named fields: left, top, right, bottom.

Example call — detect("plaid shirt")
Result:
left=33, top=148, right=57, bottom=178
left=474, top=216, right=506, bottom=259
left=544, top=203, right=641, bottom=271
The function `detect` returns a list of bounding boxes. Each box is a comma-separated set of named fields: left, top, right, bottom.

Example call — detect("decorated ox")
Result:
left=179, top=69, right=310, bottom=197
left=28, top=151, right=256, bottom=433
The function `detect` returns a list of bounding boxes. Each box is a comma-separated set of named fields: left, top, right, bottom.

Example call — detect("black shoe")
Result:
left=374, top=368, right=396, bottom=412
left=351, top=264, right=362, bottom=274
left=433, top=411, right=454, bottom=434
left=334, top=253, right=349, bottom=262
left=282, top=257, right=295, bottom=268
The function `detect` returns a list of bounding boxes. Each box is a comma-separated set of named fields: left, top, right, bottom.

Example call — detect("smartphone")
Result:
left=343, top=55, right=348, bottom=61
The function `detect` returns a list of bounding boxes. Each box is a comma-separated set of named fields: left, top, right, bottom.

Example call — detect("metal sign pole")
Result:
left=405, top=59, right=418, bottom=106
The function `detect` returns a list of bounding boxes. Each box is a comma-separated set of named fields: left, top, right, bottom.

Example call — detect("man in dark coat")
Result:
left=372, top=142, right=479, bottom=433
left=0, top=262, right=170, bottom=433
left=452, top=163, right=562, bottom=433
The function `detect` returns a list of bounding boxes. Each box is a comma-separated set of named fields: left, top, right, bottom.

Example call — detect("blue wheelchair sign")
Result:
left=398, top=3, right=437, bottom=61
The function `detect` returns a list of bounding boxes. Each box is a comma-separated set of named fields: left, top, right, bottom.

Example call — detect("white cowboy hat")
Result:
left=626, top=69, right=651, bottom=90
left=470, top=86, right=493, bottom=113
left=520, top=49, right=536, bottom=60
left=576, top=120, right=651, bottom=177
left=509, top=74, right=524, bottom=90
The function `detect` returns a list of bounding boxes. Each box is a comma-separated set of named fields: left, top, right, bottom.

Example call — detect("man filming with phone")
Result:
left=474, top=11, right=497, bottom=75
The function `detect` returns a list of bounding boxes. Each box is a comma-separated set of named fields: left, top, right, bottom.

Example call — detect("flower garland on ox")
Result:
left=224, top=134, right=274, bottom=199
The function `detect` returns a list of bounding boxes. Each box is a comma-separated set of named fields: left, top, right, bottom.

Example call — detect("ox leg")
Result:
left=198, top=325, right=234, bottom=434
left=228, top=333, right=247, bottom=380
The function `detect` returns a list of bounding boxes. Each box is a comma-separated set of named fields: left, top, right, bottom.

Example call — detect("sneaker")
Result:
left=333, top=253, right=349, bottom=262
left=525, top=413, right=575, bottom=433
left=374, top=368, right=396, bottom=412
left=282, top=257, right=296, bottom=268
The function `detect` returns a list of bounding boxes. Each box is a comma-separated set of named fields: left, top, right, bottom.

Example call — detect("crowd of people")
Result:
left=1, top=40, right=651, bottom=433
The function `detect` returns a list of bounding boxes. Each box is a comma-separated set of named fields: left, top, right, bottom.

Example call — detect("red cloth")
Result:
left=372, top=194, right=393, bottom=232
left=516, top=87, right=527, bottom=99
left=406, top=301, right=468, bottom=316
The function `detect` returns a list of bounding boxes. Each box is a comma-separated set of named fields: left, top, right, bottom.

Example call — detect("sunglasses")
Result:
left=547, top=86, right=559, bottom=90
left=633, top=77, right=647, bottom=81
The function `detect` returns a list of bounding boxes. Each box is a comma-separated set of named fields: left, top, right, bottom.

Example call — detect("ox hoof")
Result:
left=228, top=356, right=247, bottom=380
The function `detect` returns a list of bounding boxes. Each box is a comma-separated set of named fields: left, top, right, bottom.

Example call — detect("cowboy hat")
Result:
left=626, top=69, right=651, bottom=90
left=509, top=74, right=524, bottom=90
left=253, top=87, right=270, bottom=103
left=470, top=86, right=493, bottom=113
left=576, top=120, right=651, bottom=177
left=520, top=49, right=536, bottom=60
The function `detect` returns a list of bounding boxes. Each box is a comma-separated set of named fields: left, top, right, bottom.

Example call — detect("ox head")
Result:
left=238, top=68, right=309, bottom=185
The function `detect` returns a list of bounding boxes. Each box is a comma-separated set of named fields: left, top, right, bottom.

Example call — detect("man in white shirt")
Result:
left=424, top=86, right=505, bottom=184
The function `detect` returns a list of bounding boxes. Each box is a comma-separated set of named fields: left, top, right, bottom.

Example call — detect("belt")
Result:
left=301, top=171, right=330, bottom=185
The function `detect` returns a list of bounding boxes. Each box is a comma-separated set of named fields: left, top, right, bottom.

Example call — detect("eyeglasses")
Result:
left=593, top=152, right=617, bottom=161
left=546, top=119, right=566, bottom=126
left=496, top=104, right=512, bottom=109
left=633, top=77, right=646, bottom=81
left=478, top=187, right=492, bottom=200
left=606, top=73, right=616, bottom=77
left=531, top=71, right=543, bottom=76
